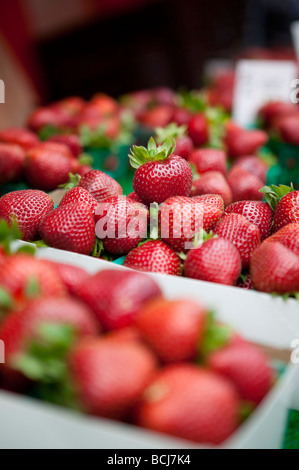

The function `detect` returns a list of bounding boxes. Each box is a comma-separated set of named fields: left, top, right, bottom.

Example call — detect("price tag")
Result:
left=233, top=60, right=298, bottom=128
left=291, top=21, right=299, bottom=60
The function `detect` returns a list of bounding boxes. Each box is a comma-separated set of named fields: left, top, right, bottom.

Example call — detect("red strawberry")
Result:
left=127, top=191, right=147, bottom=206
left=39, top=203, right=96, bottom=255
left=155, top=123, right=193, bottom=160
left=46, top=262, right=90, bottom=295
left=48, top=134, right=83, bottom=159
left=90, top=93, right=119, bottom=115
left=225, top=201, right=273, bottom=241
left=262, top=185, right=299, bottom=233
left=77, top=165, right=93, bottom=177
left=59, top=187, right=98, bottom=216
left=214, top=213, right=261, bottom=269
left=138, top=105, right=173, bottom=129
left=232, top=155, right=268, bottom=183
left=79, top=170, right=123, bottom=203
left=224, top=122, right=268, bottom=159
left=27, top=106, right=74, bottom=132
left=55, top=96, right=86, bottom=117
left=227, top=166, right=264, bottom=202
left=130, top=139, right=193, bottom=205
left=95, top=196, right=148, bottom=255
left=250, top=241, right=299, bottom=294
left=187, top=114, right=209, bottom=146
left=263, top=223, right=299, bottom=256
left=68, top=337, right=157, bottom=419
left=171, top=107, right=192, bottom=126
left=185, top=238, right=241, bottom=286
left=135, top=298, right=206, bottom=362
left=191, top=172, right=233, bottom=207
left=208, top=343, right=273, bottom=405
left=160, top=196, right=223, bottom=252
left=74, top=269, right=162, bottom=331
left=193, top=194, right=225, bottom=212
left=136, top=364, right=239, bottom=445
left=272, top=114, right=299, bottom=145
left=189, top=148, right=227, bottom=175
left=0, top=190, right=54, bottom=240
left=124, top=240, right=182, bottom=276
left=0, top=144, right=26, bottom=185
left=258, top=101, right=299, bottom=128
left=24, top=142, right=75, bottom=191
left=0, top=128, right=39, bottom=151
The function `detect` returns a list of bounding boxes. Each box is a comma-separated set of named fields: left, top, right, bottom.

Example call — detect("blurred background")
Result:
left=0, top=0, right=299, bottom=126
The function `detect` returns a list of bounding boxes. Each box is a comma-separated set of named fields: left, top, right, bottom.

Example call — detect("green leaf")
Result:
left=128, top=138, right=176, bottom=169
left=32, top=240, right=50, bottom=248
left=260, top=184, right=294, bottom=211
left=200, top=311, right=234, bottom=360
left=239, top=273, right=248, bottom=284
left=38, top=125, right=62, bottom=141
left=16, top=244, right=36, bottom=255
left=155, top=123, right=187, bottom=143
left=59, top=173, right=81, bottom=189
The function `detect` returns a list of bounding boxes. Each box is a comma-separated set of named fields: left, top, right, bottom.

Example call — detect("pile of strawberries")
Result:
left=0, top=233, right=274, bottom=446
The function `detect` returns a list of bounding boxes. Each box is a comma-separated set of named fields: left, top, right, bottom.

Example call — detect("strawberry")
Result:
left=188, top=148, right=227, bottom=175
left=27, top=106, right=74, bottom=132
left=74, top=269, right=162, bottom=331
left=95, top=196, right=148, bottom=255
left=0, top=128, right=39, bottom=151
left=138, top=105, right=173, bottom=129
left=124, top=240, right=182, bottom=276
left=58, top=187, right=98, bottom=216
left=127, top=191, right=147, bottom=206
left=0, top=143, right=26, bottom=185
left=191, top=172, right=233, bottom=207
left=160, top=196, right=223, bottom=252
left=272, top=114, right=299, bottom=145
left=24, top=142, right=75, bottom=191
left=46, top=262, right=90, bottom=295
left=68, top=337, right=157, bottom=419
left=208, top=343, right=273, bottom=405
left=79, top=170, right=123, bottom=203
left=135, top=298, right=206, bottom=362
left=0, top=190, right=54, bottom=240
left=224, top=122, right=268, bottom=159
left=258, top=101, right=299, bottom=128
left=214, top=213, right=261, bottom=269
left=39, top=203, right=96, bottom=255
left=155, top=123, right=193, bottom=160
left=235, top=274, right=253, bottom=290
left=55, top=96, right=86, bottom=117
left=263, top=223, right=299, bottom=256
left=77, top=165, right=93, bottom=177
left=227, top=166, right=264, bottom=202
left=185, top=238, right=242, bottom=286
left=187, top=114, right=209, bottom=146
left=171, top=107, right=192, bottom=126
left=136, top=364, right=239, bottom=445
left=261, top=185, right=299, bottom=232
left=48, top=134, right=83, bottom=159
left=225, top=201, right=273, bottom=241
left=129, top=138, right=193, bottom=205
left=232, top=156, right=268, bottom=183
left=90, top=93, right=119, bottom=115
left=192, top=194, right=225, bottom=212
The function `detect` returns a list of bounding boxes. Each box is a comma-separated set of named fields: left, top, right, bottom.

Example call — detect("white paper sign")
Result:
left=233, top=60, right=298, bottom=128
left=291, top=21, right=299, bottom=60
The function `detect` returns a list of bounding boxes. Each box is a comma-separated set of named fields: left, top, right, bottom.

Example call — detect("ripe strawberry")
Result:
left=90, top=93, right=119, bottom=115
left=74, top=269, right=162, bottom=331
left=24, top=142, right=75, bottom=191
left=39, top=203, right=96, bottom=255
left=225, top=201, right=273, bottom=241
left=227, top=166, right=264, bottom=202
left=208, top=343, right=273, bottom=405
left=55, top=96, right=86, bottom=117
left=160, top=196, right=223, bottom=252
left=258, top=101, right=299, bottom=128
left=0, top=144, right=26, bottom=185
left=272, top=114, right=299, bottom=145
left=48, top=134, right=83, bottom=158
left=189, top=148, right=227, bottom=175
left=191, top=172, right=233, bottom=207
left=95, top=196, right=148, bottom=255
left=27, top=106, right=74, bottom=132
left=127, top=191, right=147, bottom=206
left=124, top=240, right=182, bottom=276
left=77, top=165, right=93, bottom=177
left=192, top=194, right=225, bottom=212
left=232, top=156, right=268, bottom=183
left=171, top=107, right=192, bottom=126
left=187, top=114, right=209, bottom=146
left=46, top=262, right=90, bottom=295
left=136, top=364, right=239, bottom=445
left=79, top=170, right=123, bottom=203
left=224, top=122, right=268, bottom=159
left=135, top=298, right=206, bottom=362
left=155, top=123, right=193, bottom=160
left=0, top=190, right=54, bottom=240
left=263, top=223, right=299, bottom=256
left=251, top=240, right=299, bottom=294
left=214, top=213, right=261, bottom=269
left=138, top=105, right=173, bottom=129
left=130, top=138, right=193, bottom=205
left=68, top=337, right=157, bottom=419
left=262, top=185, right=299, bottom=232
left=0, top=128, right=39, bottom=151
left=185, top=238, right=241, bottom=286
left=59, top=187, right=98, bottom=216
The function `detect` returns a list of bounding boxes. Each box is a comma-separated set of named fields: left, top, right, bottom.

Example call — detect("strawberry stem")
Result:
left=59, top=173, right=81, bottom=190
left=260, top=183, right=294, bottom=211
left=155, top=123, right=187, bottom=143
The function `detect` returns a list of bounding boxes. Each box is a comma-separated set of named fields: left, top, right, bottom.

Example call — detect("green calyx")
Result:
left=92, top=238, right=104, bottom=258
left=177, top=89, right=207, bottom=113
left=193, top=230, right=217, bottom=248
left=155, top=123, right=187, bottom=143
left=199, top=311, right=234, bottom=361
left=271, top=292, right=299, bottom=302
left=260, top=183, right=294, bottom=211
left=78, top=153, right=94, bottom=167
left=59, top=173, right=81, bottom=190
left=129, top=137, right=176, bottom=170
left=0, top=287, right=14, bottom=320
left=0, top=219, right=22, bottom=255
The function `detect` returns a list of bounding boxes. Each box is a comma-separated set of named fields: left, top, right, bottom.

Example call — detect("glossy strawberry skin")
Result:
left=214, top=213, right=261, bottom=269
left=208, top=343, right=273, bottom=405
left=74, top=269, right=162, bottom=331
left=189, top=148, right=227, bottom=176
left=191, top=172, right=233, bottom=207
left=48, top=134, right=83, bottom=158
left=135, top=298, right=206, bottom=362
left=224, top=123, right=268, bottom=159
left=185, top=238, right=241, bottom=286
left=46, top=262, right=90, bottom=295
left=263, top=223, right=299, bottom=255
left=95, top=196, right=148, bottom=255
left=273, top=114, right=299, bottom=145
left=0, top=144, right=26, bottom=184
left=59, top=187, right=98, bottom=216
left=227, top=166, right=264, bottom=202
left=124, top=240, right=182, bottom=276
left=0, top=190, right=54, bottom=240
left=232, top=156, right=268, bottom=183
left=39, top=203, right=96, bottom=255
left=187, top=114, right=209, bottom=146
left=136, top=365, right=239, bottom=445
left=225, top=201, right=273, bottom=241
left=138, top=105, right=174, bottom=129
left=174, top=136, right=194, bottom=160
left=171, top=107, right=192, bottom=126
left=258, top=101, right=299, bottom=128
left=126, top=191, right=147, bottom=206
left=0, top=128, right=39, bottom=151
left=272, top=191, right=299, bottom=233
left=79, top=170, right=123, bottom=203
left=27, top=107, right=74, bottom=132
left=133, top=155, right=193, bottom=206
